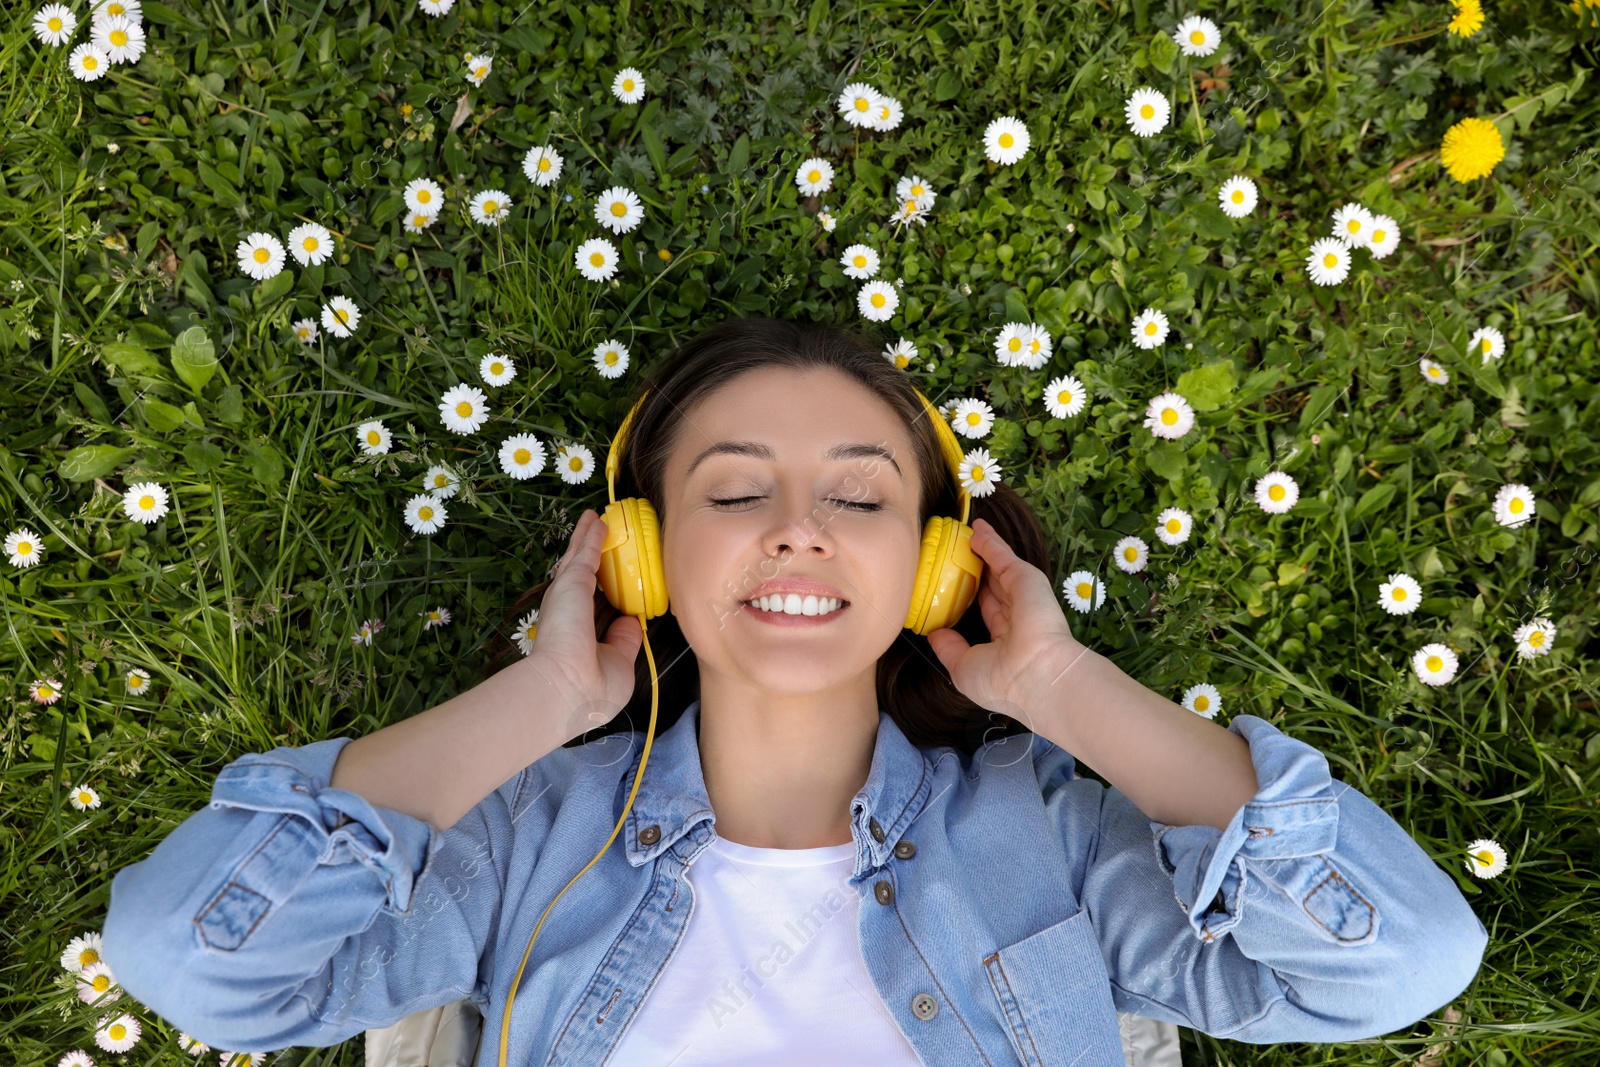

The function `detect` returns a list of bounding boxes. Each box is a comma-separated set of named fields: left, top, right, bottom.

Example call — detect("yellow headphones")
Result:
left=496, top=381, right=983, bottom=1065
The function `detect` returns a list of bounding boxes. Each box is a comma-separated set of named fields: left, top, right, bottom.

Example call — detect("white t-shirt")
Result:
left=606, top=830, right=925, bottom=1065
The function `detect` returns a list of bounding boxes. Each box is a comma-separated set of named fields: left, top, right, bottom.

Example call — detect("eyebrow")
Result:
left=685, top=440, right=903, bottom=481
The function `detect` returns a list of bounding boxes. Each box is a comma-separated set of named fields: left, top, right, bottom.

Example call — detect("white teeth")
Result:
left=750, top=594, right=844, bottom=616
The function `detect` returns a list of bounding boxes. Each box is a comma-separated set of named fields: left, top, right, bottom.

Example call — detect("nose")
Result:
left=760, top=489, right=837, bottom=559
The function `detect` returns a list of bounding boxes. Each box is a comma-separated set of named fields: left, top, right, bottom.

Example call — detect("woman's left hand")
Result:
left=924, top=517, right=1082, bottom=721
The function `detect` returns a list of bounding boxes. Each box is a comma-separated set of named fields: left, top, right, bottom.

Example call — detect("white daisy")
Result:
left=1412, top=642, right=1459, bottom=686
left=982, top=115, right=1031, bottom=164
left=420, top=605, right=453, bottom=630
left=439, top=383, right=490, bottom=434
left=177, top=1032, right=212, bottom=1055
left=68, top=783, right=102, bottom=810
left=1131, top=307, right=1169, bottom=349
left=469, top=188, right=511, bottom=225
left=1306, top=237, right=1351, bottom=285
left=34, top=4, right=77, bottom=46
left=555, top=442, right=596, bottom=484
left=321, top=295, right=361, bottom=338
left=92, top=15, right=145, bottom=64
left=857, top=280, right=898, bottom=322
left=1042, top=374, right=1087, bottom=418
left=418, top=0, right=454, bottom=13
left=883, top=337, right=918, bottom=370
left=522, top=145, right=565, bottom=187
left=236, top=232, right=286, bottom=281
left=60, top=931, right=106, bottom=974
left=1512, top=617, right=1556, bottom=659
left=994, top=322, right=1030, bottom=366
left=1492, top=483, right=1535, bottom=528
left=498, top=434, right=547, bottom=479
left=1019, top=324, right=1053, bottom=370
left=402, top=211, right=438, bottom=235
left=404, top=493, right=448, bottom=535
left=58, top=1050, right=96, bottom=1067
left=838, top=82, right=882, bottom=128
left=1418, top=358, right=1449, bottom=385
left=1173, top=15, right=1221, bottom=57
left=1464, top=838, right=1507, bottom=879
left=94, top=1012, right=141, bottom=1053
left=816, top=210, right=837, bottom=232
left=218, top=1052, right=270, bottom=1067
left=1112, top=535, right=1149, bottom=574
left=1155, top=506, right=1193, bottom=545
left=1468, top=326, right=1505, bottom=364
left=6, top=527, right=46, bottom=568
left=351, top=618, right=379, bottom=646
left=30, top=678, right=65, bottom=705
left=90, top=0, right=142, bottom=22
left=464, top=53, right=492, bottom=87
left=69, top=44, right=111, bottom=81
left=612, top=66, right=646, bottom=104
left=286, top=222, right=333, bottom=266
left=1377, top=573, right=1422, bottom=615
left=896, top=174, right=936, bottom=211
left=422, top=464, right=460, bottom=498
left=1181, top=682, right=1222, bottom=718
left=1062, top=570, right=1105, bottom=613
left=121, top=481, right=170, bottom=524
left=1367, top=214, right=1401, bottom=258
left=868, top=95, right=904, bottom=132
left=594, top=186, right=643, bottom=234
left=404, top=177, right=445, bottom=216
left=950, top=398, right=995, bottom=439
left=356, top=420, right=391, bottom=456
left=1144, top=392, right=1195, bottom=439
left=124, top=666, right=151, bottom=694
left=575, top=237, right=619, bottom=281
left=958, top=447, right=1003, bottom=498
left=1218, top=175, right=1258, bottom=218
left=795, top=157, right=834, bottom=196
left=76, top=961, right=121, bottom=1005
left=514, top=608, right=540, bottom=656
left=1254, top=471, right=1299, bottom=513
left=292, top=318, right=318, bottom=344
left=840, top=243, right=880, bottom=280
left=479, top=352, right=516, bottom=386
left=1331, top=203, right=1376, bottom=247
left=1125, top=88, right=1170, bottom=137
left=592, top=338, right=631, bottom=378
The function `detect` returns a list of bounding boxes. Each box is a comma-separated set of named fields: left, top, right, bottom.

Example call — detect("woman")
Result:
left=101, top=316, right=1486, bottom=1067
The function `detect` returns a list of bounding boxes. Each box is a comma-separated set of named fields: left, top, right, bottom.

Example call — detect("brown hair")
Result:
left=481, top=315, right=1054, bottom=755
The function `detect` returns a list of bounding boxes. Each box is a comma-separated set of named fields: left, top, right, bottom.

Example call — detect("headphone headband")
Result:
left=605, top=382, right=971, bottom=522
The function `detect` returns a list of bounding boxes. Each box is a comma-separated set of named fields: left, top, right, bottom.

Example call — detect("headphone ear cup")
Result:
left=598, top=499, right=669, bottom=619
left=905, top=516, right=984, bottom=635
left=629, top=496, right=669, bottom=619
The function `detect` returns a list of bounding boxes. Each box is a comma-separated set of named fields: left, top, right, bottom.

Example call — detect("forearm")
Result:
left=329, top=652, right=577, bottom=832
left=1019, top=641, right=1260, bottom=831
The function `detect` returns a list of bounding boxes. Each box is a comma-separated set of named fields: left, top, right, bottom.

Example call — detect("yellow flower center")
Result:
left=19, top=542, right=33, bottom=554
left=83, top=55, right=98, bottom=70
left=1530, top=631, right=1545, bottom=646
left=49, top=16, right=63, bottom=30
left=79, top=790, right=93, bottom=803
left=658, top=248, right=672, bottom=260
left=366, top=431, right=380, bottom=445
left=110, top=1024, right=126, bottom=1040
left=475, top=66, right=487, bottom=77
left=128, top=673, right=141, bottom=685
left=418, top=189, right=431, bottom=203
left=895, top=355, right=908, bottom=368
left=1190, top=30, right=1205, bottom=44
left=854, top=97, right=870, bottom=111
left=1347, top=219, right=1361, bottom=234
left=253, top=248, right=269, bottom=263
left=972, top=466, right=987, bottom=481
left=139, top=495, right=154, bottom=508
left=456, top=401, right=472, bottom=416
left=878, top=105, right=891, bottom=118
left=590, top=252, right=605, bottom=266
left=93, top=975, right=109, bottom=991
left=334, top=308, right=349, bottom=324
left=623, top=78, right=635, bottom=91
left=1474, top=849, right=1493, bottom=865
left=110, top=29, right=128, bottom=46
left=526, top=624, right=539, bottom=640
left=109, top=2, right=124, bottom=13
left=912, top=184, right=924, bottom=196
left=1510, top=497, right=1524, bottom=513
left=999, top=132, right=1014, bottom=148
left=807, top=169, right=821, bottom=182
left=1194, top=694, right=1209, bottom=710
left=1058, top=390, right=1072, bottom=404
left=1139, top=104, right=1154, bottom=120
left=483, top=200, right=498, bottom=213
left=1029, top=339, right=1041, bottom=352
left=569, top=456, right=583, bottom=471
left=1161, top=408, right=1177, bottom=425
left=1425, top=655, right=1443, bottom=672
left=1076, top=582, right=1092, bottom=598
left=433, top=475, right=448, bottom=487
left=599, top=351, right=616, bottom=365
left=1166, top=519, right=1181, bottom=533
left=852, top=255, right=866, bottom=267
left=412, top=215, right=428, bottom=226
left=1231, top=189, right=1244, bottom=203
left=1372, top=228, right=1386, bottom=243
left=1145, top=322, right=1158, bottom=335
left=41, top=685, right=56, bottom=698
left=1393, top=588, right=1407, bottom=600
left=966, top=412, right=981, bottom=426
left=1481, top=337, right=1493, bottom=353
left=1123, top=546, right=1138, bottom=561
left=401, top=103, right=413, bottom=116
left=538, top=157, right=551, bottom=171
left=513, top=448, right=531, bottom=465
left=81, top=949, right=100, bottom=966
left=610, top=201, right=627, bottom=216
left=1007, top=337, right=1021, bottom=352
left=491, top=362, right=504, bottom=374
left=419, top=506, right=433, bottom=520
left=1428, top=367, right=1440, bottom=377
left=304, top=237, right=319, bottom=251
left=1268, top=484, right=1286, bottom=500
left=1323, top=253, right=1338, bottom=268
left=871, top=293, right=886, bottom=307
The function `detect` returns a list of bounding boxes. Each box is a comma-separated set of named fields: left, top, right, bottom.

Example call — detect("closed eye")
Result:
left=711, top=496, right=882, bottom=512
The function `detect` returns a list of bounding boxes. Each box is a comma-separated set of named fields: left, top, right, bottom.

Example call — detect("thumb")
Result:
left=925, top=626, right=968, bottom=667
left=604, top=612, right=645, bottom=662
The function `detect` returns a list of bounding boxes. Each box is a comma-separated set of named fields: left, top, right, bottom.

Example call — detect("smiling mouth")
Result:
left=742, top=593, right=851, bottom=617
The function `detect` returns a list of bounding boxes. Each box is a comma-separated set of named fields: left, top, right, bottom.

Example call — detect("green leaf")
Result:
left=183, top=440, right=225, bottom=476
left=1190, top=202, right=1233, bottom=241
left=1353, top=481, right=1398, bottom=522
left=215, top=383, right=245, bottom=424
left=806, top=0, right=829, bottom=36
left=255, top=269, right=295, bottom=306
left=59, top=445, right=135, bottom=482
left=370, top=195, right=406, bottom=226
left=74, top=382, right=111, bottom=425
left=1003, top=288, right=1030, bottom=323
left=1174, top=362, right=1236, bottom=411
left=143, top=398, right=187, bottom=432
left=1146, top=443, right=1187, bottom=481
left=171, top=326, right=218, bottom=393
left=242, top=440, right=285, bottom=486
left=638, top=119, right=668, bottom=182
left=196, top=159, right=242, bottom=206
left=727, top=134, right=750, bottom=176
left=101, top=342, right=168, bottom=379
left=934, top=70, right=963, bottom=102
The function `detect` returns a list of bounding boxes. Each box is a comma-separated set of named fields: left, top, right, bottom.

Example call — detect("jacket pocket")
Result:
left=982, top=907, right=1127, bottom=1067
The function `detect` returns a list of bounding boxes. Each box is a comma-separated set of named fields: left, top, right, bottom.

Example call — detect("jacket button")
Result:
left=870, top=817, right=885, bottom=843
left=640, top=825, right=660, bottom=845
left=893, top=840, right=915, bottom=859
left=874, top=880, right=894, bottom=905
left=911, top=993, right=938, bottom=1020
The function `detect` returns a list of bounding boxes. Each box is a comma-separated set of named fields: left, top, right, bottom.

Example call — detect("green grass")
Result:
left=3, top=0, right=1599, bottom=1064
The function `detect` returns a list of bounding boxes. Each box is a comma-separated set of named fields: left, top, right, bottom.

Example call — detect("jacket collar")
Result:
left=620, top=698, right=933, bottom=875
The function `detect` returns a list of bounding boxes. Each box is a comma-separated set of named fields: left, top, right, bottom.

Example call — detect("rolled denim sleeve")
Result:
left=1056, top=714, right=1488, bottom=1045
left=102, top=737, right=524, bottom=1053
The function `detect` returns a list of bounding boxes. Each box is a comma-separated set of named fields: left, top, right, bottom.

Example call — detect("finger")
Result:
left=970, top=519, right=1023, bottom=589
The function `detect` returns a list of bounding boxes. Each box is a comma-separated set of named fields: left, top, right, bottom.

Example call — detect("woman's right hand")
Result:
left=531, top=508, right=646, bottom=741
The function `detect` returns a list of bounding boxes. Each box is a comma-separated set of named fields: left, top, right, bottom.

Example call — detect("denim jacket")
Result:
left=103, top=700, right=1487, bottom=1066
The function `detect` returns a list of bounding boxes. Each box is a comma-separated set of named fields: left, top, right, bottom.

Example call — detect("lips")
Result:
left=739, top=578, right=849, bottom=604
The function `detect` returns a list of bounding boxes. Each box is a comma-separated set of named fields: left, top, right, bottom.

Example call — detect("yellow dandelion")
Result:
left=1439, top=117, right=1506, bottom=182
left=1447, top=0, right=1485, bottom=37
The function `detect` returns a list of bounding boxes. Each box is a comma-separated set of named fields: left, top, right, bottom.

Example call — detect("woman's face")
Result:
left=659, top=365, right=926, bottom=695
